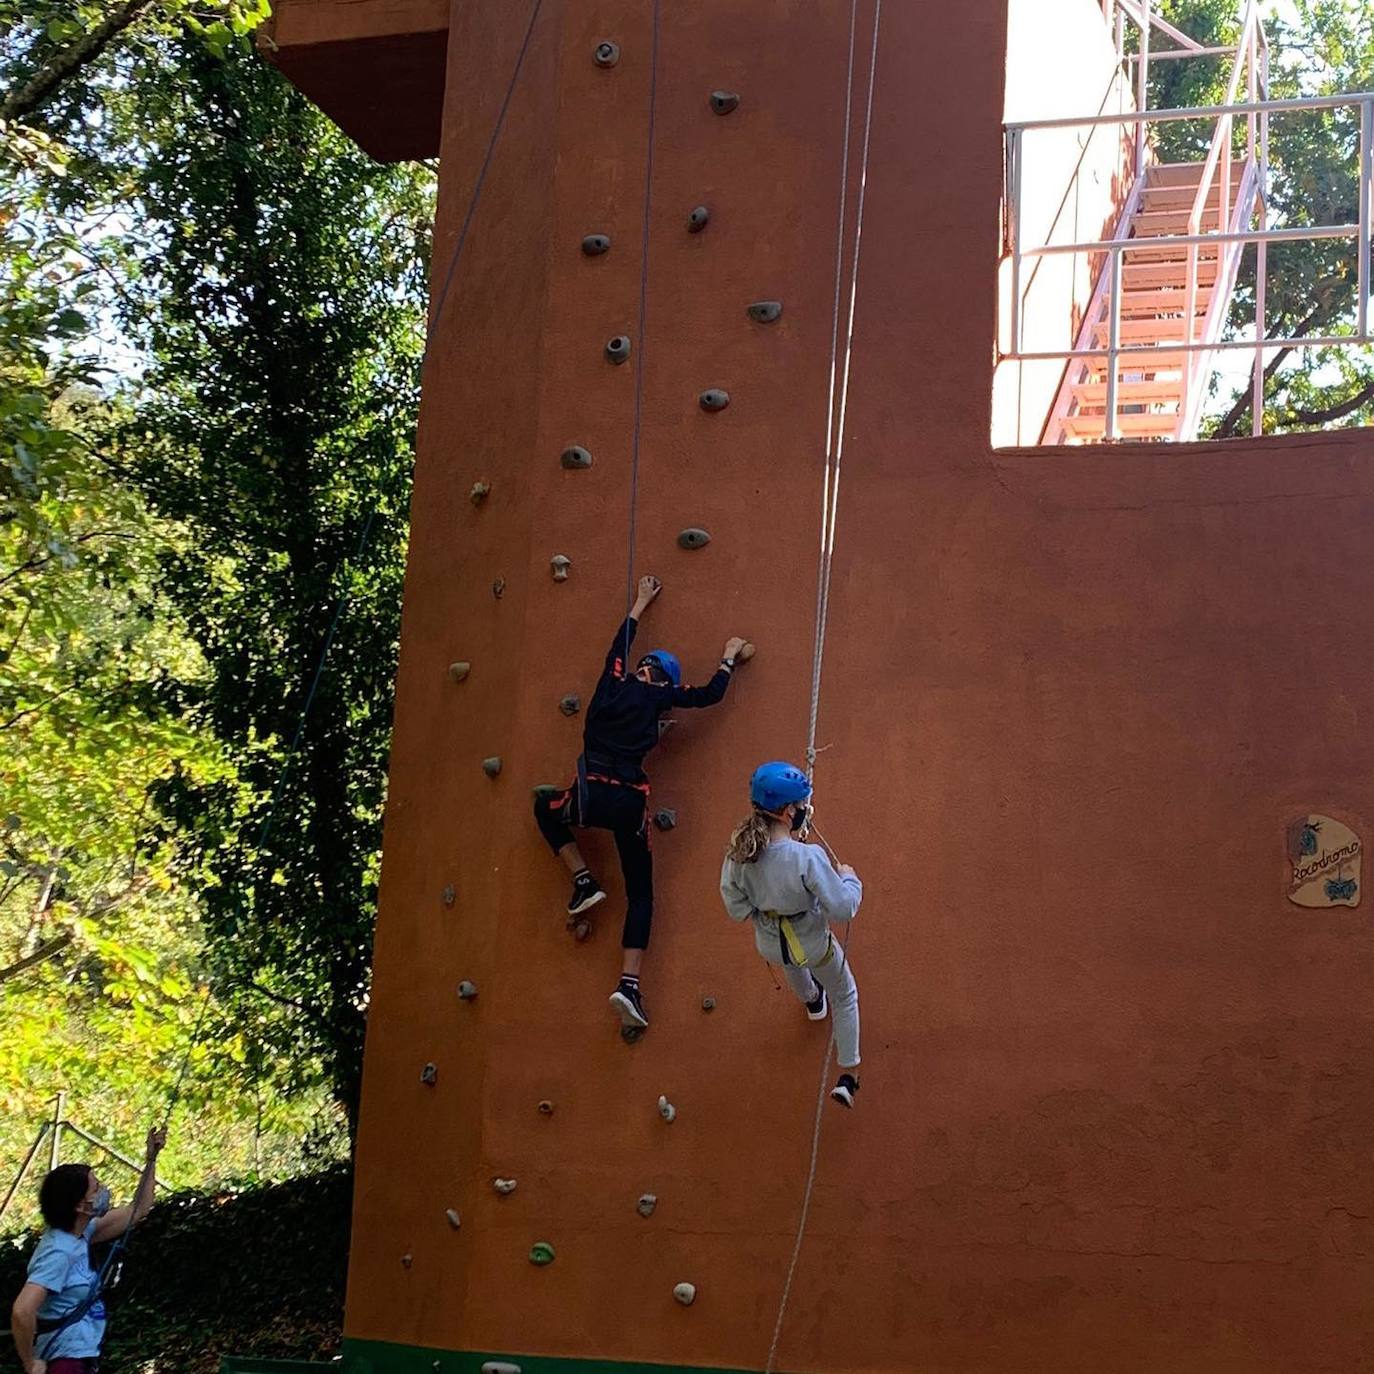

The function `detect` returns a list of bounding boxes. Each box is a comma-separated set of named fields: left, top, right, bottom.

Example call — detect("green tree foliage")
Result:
left=1148, top=0, right=1374, bottom=434
left=113, top=41, right=432, bottom=1131
left=3, top=13, right=431, bottom=1206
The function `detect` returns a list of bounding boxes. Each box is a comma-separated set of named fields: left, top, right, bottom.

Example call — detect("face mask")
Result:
left=88, top=1186, right=112, bottom=1218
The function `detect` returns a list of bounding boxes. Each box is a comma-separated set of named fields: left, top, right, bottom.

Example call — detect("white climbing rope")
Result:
left=766, top=4, right=883, bottom=1372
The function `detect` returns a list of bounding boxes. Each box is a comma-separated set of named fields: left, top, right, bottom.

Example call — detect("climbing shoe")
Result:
left=567, top=870, right=607, bottom=919
left=830, top=1072, right=860, bottom=1109
left=805, top=986, right=829, bottom=1021
left=609, top=980, right=649, bottom=1029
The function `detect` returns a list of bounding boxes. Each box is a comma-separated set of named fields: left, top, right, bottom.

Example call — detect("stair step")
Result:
left=1139, top=183, right=1224, bottom=212
left=1061, top=412, right=1181, bottom=439
left=1122, top=260, right=1221, bottom=289
left=1120, top=240, right=1223, bottom=264
left=1071, top=378, right=1186, bottom=406
left=1082, top=350, right=1187, bottom=378
left=1131, top=210, right=1223, bottom=237
left=1092, top=316, right=1204, bottom=344
left=1145, top=161, right=1212, bottom=187
left=1118, top=285, right=1215, bottom=316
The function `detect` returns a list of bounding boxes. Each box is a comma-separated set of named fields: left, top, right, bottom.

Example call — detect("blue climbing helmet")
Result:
left=750, top=761, right=812, bottom=813
left=638, top=649, right=681, bottom=688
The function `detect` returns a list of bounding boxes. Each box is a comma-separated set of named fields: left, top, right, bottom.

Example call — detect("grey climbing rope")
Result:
left=622, top=0, right=663, bottom=665
left=766, top=5, right=883, bottom=1373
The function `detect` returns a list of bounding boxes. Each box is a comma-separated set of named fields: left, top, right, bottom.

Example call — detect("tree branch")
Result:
left=0, top=0, right=158, bottom=125
left=1208, top=297, right=1333, bottom=439
left=1290, top=377, right=1374, bottom=425
left=0, top=931, right=74, bottom=985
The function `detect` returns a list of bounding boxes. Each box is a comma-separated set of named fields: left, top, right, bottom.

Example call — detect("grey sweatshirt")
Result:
left=720, top=838, right=863, bottom=967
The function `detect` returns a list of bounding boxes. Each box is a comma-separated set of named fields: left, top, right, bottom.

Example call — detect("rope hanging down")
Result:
left=621, top=0, right=663, bottom=666
left=77, top=2, right=549, bottom=1308
left=766, top=4, right=883, bottom=1372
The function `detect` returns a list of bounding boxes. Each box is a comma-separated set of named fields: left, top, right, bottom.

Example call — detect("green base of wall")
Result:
left=340, top=1337, right=761, bottom=1374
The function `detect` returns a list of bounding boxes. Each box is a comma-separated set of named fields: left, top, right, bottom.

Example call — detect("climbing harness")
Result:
left=34, top=1, right=553, bottom=1331
left=765, top=3, right=884, bottom=1372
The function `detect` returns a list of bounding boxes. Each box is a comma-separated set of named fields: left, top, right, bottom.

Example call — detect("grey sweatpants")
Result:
left=780, top=938, right=860, bottom=1069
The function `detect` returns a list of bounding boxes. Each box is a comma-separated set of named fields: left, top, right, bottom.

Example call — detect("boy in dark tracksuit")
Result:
left=534, top=574, right=747, bottom=1028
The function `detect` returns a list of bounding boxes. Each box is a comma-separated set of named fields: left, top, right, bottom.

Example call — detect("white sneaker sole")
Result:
left=568, top=888, right=607, bottom=918
left=830, top=1084, right=856, bottom=1109
left=609, top=990, right=649, bottom=1029
left=806, top=997, right=829, bottom=1022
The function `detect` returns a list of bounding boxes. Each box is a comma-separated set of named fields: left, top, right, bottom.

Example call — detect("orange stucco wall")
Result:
left=335, top=2, right=1374, bottom=1371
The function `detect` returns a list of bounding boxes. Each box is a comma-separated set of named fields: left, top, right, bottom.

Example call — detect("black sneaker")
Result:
left=805, top=986, right=829, bottom=1021
left=567, top=871, right=607, bottom=919
left=830, top=1072, right=860, bottom=1109
left=609, top=981, right=649, bottom=1028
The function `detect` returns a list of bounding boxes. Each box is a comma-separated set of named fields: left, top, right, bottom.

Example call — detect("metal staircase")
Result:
left=1042, top=0, right=1266, bottom=443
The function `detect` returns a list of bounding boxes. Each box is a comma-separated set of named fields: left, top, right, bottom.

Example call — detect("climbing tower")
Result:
left=261, top=1, right=1374, bottom=1371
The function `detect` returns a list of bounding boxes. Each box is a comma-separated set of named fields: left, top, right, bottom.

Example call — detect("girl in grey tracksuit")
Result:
left=719, top=760, right=864, bottom=1107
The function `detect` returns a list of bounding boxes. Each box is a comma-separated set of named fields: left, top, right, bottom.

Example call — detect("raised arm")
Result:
left=669, top=636, right=748, bottom=709
left=92, top=1126, right=165, bottom=1246
left=801, top=846, right=863, bottom=923
left=602, top=575, right=662, bottom=678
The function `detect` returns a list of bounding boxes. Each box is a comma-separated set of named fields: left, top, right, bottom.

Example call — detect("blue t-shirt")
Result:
left=26, top=1218, right=106, bottom=1359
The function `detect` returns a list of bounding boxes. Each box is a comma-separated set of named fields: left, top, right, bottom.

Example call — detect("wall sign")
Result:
left=1287, top=814, right=1361, bottom=908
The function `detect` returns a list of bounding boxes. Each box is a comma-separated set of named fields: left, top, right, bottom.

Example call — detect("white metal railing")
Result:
left=1003, top=0, right=1374, bottom=442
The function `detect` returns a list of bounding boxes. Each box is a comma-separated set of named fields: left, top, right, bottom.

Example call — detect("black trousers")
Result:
left=534, top=778, right=653, bottom=950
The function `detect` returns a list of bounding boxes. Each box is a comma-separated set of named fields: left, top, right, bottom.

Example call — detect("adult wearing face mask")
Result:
left=10, top=1126, right=166, bottom=1374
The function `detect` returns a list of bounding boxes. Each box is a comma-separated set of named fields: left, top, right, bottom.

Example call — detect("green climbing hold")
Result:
left=529, top=1241, right=556, bottom=1266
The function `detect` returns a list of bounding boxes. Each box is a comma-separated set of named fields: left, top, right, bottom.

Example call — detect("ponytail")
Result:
left=726, top=809, right=773, bottom=864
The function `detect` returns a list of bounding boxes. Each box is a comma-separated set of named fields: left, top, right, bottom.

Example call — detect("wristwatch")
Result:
left=721, top=656, right=735, bottom=670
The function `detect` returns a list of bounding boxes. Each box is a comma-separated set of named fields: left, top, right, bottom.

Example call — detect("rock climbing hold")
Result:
left=621, top=1023, right=644, bottom=1043
left=529, top=1241, right=556, bottom=1266
left=441, top=884, right=456, bottom=907
left=470, top=480, right=491, bottom=504
left=572, top=919, right=592, bottom=943
left=746, top=300, right=783, bottom=324
left=448, top=661, right=471, bottom=683
left=737, top=641, right=756, bottom=662
left=687, top=204, right=710, bottom=233
left=457, top=980, right=478, bottom=1001
left=559, top=694, right=581, bottom=717
left=677, top=527, right=711, bottom=550
left=481, top=1365, right=523, bottom=1374
left=653, top=808, right=677, bottom=831
left=561, top=445, right=593, bottom=470
left=709, top=90, right=740, bottom=115
left=637, top=1193, right=658, bottom=1218
left=551, top=554, right=571, bottom=582
left=420, top=1063, right=438, bottom=1085
left=674, top=1282, right=697, bottom=1306
left=533, top=783, right=563, bottom=800
left=492, top=577, right=506, bottom=599
left=493, top=1178, right=518, bottom=1195
left=698, top=389, right=729, bottom=412
left=401, top=1252, right=413, bottom=1268
left=701, top=995, right=716, bottom=1012
left=605, top=335, right=632, bottom=365
left=445, top=1208, right=462, bottom=1230
left=482, top=756, right=503, bottom=777
left=581, top=233, right=611, bottom=256
left=658, top=1094, right=676, bottom=1123
left=537, top=1100, right=555, bottom=1116
left=593, top=39, right=620, bottom=67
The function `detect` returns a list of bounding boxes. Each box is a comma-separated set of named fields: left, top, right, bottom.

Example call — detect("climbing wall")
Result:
left=333, top=3, right=1374, bottom=1372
